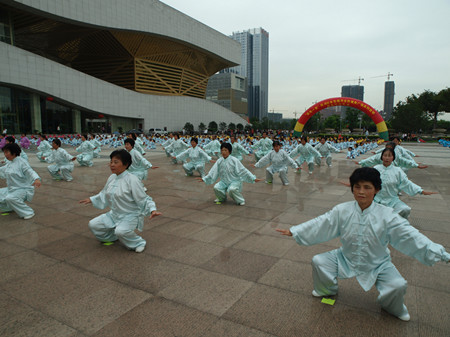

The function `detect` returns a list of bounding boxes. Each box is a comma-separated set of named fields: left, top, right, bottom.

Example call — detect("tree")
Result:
left=198, top=122, right=206, bottom=134
left=323, top=114, right=340, bottom=131
left=208, top=121, right=218, bottom=133
left=236, top=123, right=244, bottom=131
left=219, top=122, right=227, bottom=132
left=228, top=122, right=236, bottom=130
left=344, top=108, right=361, bottom=130
left=183, top=122, right=194, bottom=134
left=391, top=101, right=429, bottom=133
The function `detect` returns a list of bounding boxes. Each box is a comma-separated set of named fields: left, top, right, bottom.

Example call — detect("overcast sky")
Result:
left=162, top=0, right=450, bottom=119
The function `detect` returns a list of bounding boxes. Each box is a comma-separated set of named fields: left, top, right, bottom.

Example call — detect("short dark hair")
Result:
left=385, top=141, right=396, bottom=149
left=5, top=136, right=15, bottom=143
left=380, top=147, right=395, bottom=161
left=301, top=136, right=308, bottom=142
left=124, top=138, right=135, bottom=147
left=349, top=167, right=382, bottom=192
left=110, top=149, right=132, bottom=169
left=2, top=143, right=21, bottom=156
left=190, top=137, right=198, bottom=144
left=220, top=142, right=232, bottom=154
left=272, top=140, right=281, bottom=147
left=52, top=138, right=61, bottom=147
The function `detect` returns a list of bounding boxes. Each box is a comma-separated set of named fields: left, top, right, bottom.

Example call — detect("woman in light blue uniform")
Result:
left=76, top=135, right=95, bottom=167
left=44, top=138, right=76, bottom=181
left=80, top=150, right=161, bottom=253
left=36, top=134, right=52, bottom=162
left=175, top=137, right=212, bottom=177
left=277, top=167, right=449, bottom=322
left=289, top=136, right=321, bottom=174
left=0, top=143, right=41, bottom=219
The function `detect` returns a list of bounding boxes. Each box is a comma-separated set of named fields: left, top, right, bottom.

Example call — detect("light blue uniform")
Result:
left=255, top=149, right=298, bottom=185
left=203, top=155, right=256, bottom=205
left=76, top=141, right=95, bottom=166
left=88, top=170, right=157, bottom=250
left=374, top=164, right=422, bottom=218
left=315, top=142, right=340, bottom=167
left=290, top=200, right=450, bottom=319
left=0, top=156, right=40, bottom=218
left=45, top=147, right=74, bottom=181
left=176, top=146, right=211, bottom=177
left=231, top=141, right=250, bottom=161
left=289, top=143, right=321, bottom=173
left=36, top=140, right=52, bottom=162
left=252, top=138, right=273, bottom=162
left=203, top=139, right=221, bottom=157
left=128, top=148, right=152, bottom=181
left=166, top=139, right=189, bottom=164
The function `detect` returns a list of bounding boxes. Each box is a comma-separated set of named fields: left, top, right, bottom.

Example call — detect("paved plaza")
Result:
left=1, top=141, right=449, bottom=337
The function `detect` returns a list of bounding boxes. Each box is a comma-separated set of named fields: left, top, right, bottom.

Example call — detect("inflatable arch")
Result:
left=293, top=97, right=389, bottom=140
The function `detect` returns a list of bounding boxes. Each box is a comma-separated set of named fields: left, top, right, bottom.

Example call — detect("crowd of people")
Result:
left=0, top=129, right=449, bottom=322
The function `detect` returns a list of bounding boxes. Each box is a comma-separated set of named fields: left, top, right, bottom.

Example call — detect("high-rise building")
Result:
left=384, top=81, right=395, bottom=120
left=222, top=28, right=269, bottom=120
left=341, top=85, right=364, bottom=118
left=206, top=73, right=248, bottom=118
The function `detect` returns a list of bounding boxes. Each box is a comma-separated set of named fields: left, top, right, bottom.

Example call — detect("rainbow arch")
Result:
left=293, top=97, right=389, bottom=140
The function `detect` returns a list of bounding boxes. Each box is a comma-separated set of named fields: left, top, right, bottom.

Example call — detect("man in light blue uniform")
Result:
left=76, top=135, right=95, bottom=166
left=289, top=136, right=321, bottom=174
left=175, top=137, right=212, bottom=177
left=0, top=143, right=41, bottom=219
left=276, top=167, right=449, bottom=321
left=44, top=138, right=76, bottom=181
left=314, top=137, right=340, bottom=167
left=198, top=143, right=261, bottom=206
left=252, top=132, right=273, bottom=162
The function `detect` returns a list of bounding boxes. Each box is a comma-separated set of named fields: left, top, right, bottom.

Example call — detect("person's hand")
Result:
left=172, top=156, right=176, bottom=160
left=250, top=164, right=256, bottom=168
left=210, top=160, right=216, bottom=163
left=71, top=157, right=77, bottom=161
left=255, top=178, right=262, bottom=183
left=151, top=166, right=159, bottom=169
left=418, top=164, right=428, bottom=169
left=422, top=191, right=438, bottom=195
left=150, top=211, right=162, bottom=219
left=353, top=160, right=360, bottom=165
left=79, top=198, right=92, bottom=205
left=196, top=177, right=204, bottom=182
left=275, top=228, right=292, bottom=236
left=339, top=180, right=351, bottom=187
left=32, top=179, right=41, bottom=188
left=41, top=156, right=45, bottom=160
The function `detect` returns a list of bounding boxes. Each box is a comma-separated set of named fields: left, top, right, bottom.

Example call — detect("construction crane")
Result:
left=341, top=76, right=364, bottom=85
left=371, top=72, right=394, bottom=81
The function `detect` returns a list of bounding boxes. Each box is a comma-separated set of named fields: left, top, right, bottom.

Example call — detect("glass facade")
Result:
left=0, top=87, right=32, bottom=134
left=0, top=10, right=13, bottom=44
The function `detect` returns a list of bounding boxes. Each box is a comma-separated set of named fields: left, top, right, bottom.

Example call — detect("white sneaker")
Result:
left=238, top=202, right=245, bottom=206
left=398, top=312, right=410, bottom=321
left=135, top=246, right=145, bottom=253
left=23, top=214, right=35, bottom=220
left=312, top=290, right=322, bottom=297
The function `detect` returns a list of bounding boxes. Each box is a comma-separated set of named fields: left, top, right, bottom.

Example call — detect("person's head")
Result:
left=300, top=136, right=307, bottom=145
left=392, top=136, right=401, bottom=145
left=0, top=134, right=5, bottom=139
left=349, top=168, right=382, bottom=210
left=2, top=143, right=21, bottom=160
left=190, top=137, right=198, bottom=147
left=273, top=140, right=282, bottom=152
left=384, top=141, right=396, bottom=150
left=262, top=132, right=267, bottom=138
left=381, top=147, right=395, bottom=166
left=124, top=138, right=135, bottom=151
left=220, top=142, right=232, bottom=158
left=5, top=136, right=15, bottom=144
left=320, top=137, right=326, bottom=144
left=109, top=149, right=132, bottom=175
left=173, top=133, right=179, bottom=140
left=52, top=138, right=61, bottom=149
left=39, top=134, right=47, bottom=141
left=230, top=135, right=236, bottom=143
left=21, top=133, right=26, bottom=137
left=348, top=147, right=353, bottom=151
left=81, top=134, right=87, bottom=141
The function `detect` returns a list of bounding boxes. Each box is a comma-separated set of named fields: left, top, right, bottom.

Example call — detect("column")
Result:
left=72, top=109, right=81, bottom=134
left=30, top=93, right=42, bottom=133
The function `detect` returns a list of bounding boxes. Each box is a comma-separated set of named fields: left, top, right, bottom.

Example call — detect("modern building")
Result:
left=383, top=81, right=395, bottom=120
left=341, top=85, right=365, bottom=118
left=205, top=72, right=248, bottom=118
left=0, top=0, right=248, bottom=134
left=222, top=28, right=269, bottom=121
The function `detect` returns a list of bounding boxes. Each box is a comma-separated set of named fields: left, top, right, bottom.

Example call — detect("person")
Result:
left=0, top=134, right=6, bottom=149
left=76, top=134, right=95, bottom=166
left=276, top=167, right=449, bottom=322
left=252, top=132, right=273, bottom=162
left=90, top=134, right=102, bottom=158
left=79, top=149, right=161, bottom=253
left=203, top=135, right=221, bottom=158
left=2, top=136, right=28, bottom=163
left=315, top=137, right=340, bottom=167
left=19, top=134, right=30, bottom=149
left=36, top=134, right=52, bottom=162
left=0, top=143, right=41, bottom=219
left=44, top=138, right=76, bottom=181
left=230, top=135, right=250, bottom=161
left=124, top=138, right=157, bottom=183
left=174, top=137, right=212, bottom=177
left=253, top=140, right=299, bottom=185
left=197, top=143, right=261, bottom=205
left=373, top=148, right=436, bottom=218
left=289, top=136, right=321, bottom=174
left=165, top=133, right=189, bottom=164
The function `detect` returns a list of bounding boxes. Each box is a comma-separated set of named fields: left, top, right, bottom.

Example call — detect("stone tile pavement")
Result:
left=0, top=142, right=449, bottom=336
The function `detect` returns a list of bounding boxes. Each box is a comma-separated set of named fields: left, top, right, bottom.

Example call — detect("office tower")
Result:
left=223, top=28, right=269, bottom=120
left=384, top=81, right=395, bottom=120
left=206, top=73, right=248, bottom=117
left=341, top=85, right=365, bottom=119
